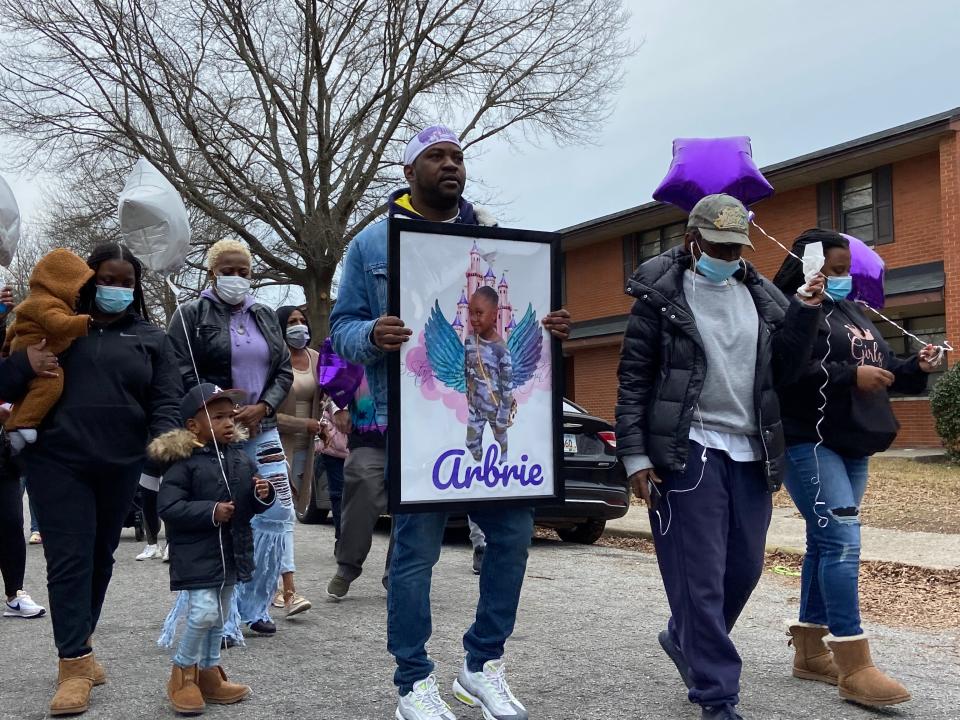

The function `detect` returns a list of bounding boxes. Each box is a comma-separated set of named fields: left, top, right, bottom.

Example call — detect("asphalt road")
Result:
left=5, top=517, right=959, bottom=720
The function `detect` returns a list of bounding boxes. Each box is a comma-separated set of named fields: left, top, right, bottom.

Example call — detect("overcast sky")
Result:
left=470, top=0, right=960, bottom=230
left=5, top=0, right=960, bottom=237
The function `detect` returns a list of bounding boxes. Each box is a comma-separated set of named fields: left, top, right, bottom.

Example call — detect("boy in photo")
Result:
left=464, top=286, right=513, bottom=462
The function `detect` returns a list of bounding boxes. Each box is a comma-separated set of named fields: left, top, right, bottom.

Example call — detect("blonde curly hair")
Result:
left=206, top=239, right=252, bottom=271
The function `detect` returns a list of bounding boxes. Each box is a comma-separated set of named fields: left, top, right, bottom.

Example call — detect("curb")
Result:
left=603, top=526, right=806, bottom=558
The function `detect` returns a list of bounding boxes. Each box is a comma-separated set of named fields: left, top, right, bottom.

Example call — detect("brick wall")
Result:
left=568, top=345, right=620, bottom=422
left=747, top=186, right=818, bottom=278
left=564, top=236, right=633, bottom=321
left=891, top=399, right=941, bottom=448
left=941, top=130, right=960, bottom=373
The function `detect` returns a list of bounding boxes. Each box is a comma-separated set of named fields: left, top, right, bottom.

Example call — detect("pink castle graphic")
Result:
left=453, top=241, right=514, bottom=340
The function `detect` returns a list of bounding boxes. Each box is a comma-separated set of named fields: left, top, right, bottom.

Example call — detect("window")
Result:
left=840, top=173, right=875, bottom=243
left=622, top=221, right=687, bottom=282
left=878, top=313, right=947, bottom=394
left=815, top=165, right=893, bottom=245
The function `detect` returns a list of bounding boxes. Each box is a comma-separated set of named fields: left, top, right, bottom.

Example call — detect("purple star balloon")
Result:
left=653, top=137, right=775, bottom=212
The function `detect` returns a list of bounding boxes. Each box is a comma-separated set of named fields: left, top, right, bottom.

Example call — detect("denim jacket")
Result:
left=330, top=190, right=495, bottom=428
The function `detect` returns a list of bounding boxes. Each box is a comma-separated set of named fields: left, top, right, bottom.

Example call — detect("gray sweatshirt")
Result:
left=682, top=270, right=759, bottom=435
left=623, top=270, right=760, bottom=476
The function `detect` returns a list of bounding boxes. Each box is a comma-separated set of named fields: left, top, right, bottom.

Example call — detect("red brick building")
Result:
left=561, top=108, right=960, bottom=448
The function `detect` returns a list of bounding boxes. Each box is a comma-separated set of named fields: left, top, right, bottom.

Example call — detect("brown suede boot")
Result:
left=787, top=623, right=838, bottom=685
left=827, top=634, right=911, bottom=707
left=167, top=664, right=206, bottom=715
left=89, top=655, right=107, bottom=687
left=49, top=654, right=97, bottom=716
left=86, top=637, right=106, bottom=686
left=197, top=666, right=251, bottom=704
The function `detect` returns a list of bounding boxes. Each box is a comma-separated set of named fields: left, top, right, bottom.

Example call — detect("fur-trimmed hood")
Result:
left=148, top=425, right=249, bottom=463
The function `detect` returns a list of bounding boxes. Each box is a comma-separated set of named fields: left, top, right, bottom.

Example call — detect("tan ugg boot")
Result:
left=827, top=634, right=911, bottom=707
left=167, top=664, right=206, bottom=715
left=197, top=666, right=251, bottom=704
left=49, top=654, right=97, bottom=716
left=85, top=637, right=106, bottom=687
left=787, top=623, right=838, bottom=685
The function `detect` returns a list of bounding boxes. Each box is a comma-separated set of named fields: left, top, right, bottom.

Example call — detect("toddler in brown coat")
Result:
left=6, top=249, right=93, bottom=451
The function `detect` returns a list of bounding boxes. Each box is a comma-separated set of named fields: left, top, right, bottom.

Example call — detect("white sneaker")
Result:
left=453, top=659, right=528, bottom=720
left=136, top=544, right=159, bottom=561
left=4, top=590, right=46, bottom=618
left=162, top=544, right=170, bottom=562
left=396, top=675, right=457, bottom=720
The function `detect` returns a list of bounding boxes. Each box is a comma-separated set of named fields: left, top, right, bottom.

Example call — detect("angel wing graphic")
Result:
left=423, top=300, right=543, bottom=394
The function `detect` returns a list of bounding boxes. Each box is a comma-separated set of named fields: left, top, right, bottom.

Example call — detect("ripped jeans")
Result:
left=783, top=444, right=869, bottom=637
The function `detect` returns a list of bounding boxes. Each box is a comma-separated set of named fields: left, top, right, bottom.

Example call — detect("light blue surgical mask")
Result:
left=825, top=275, right=853, bottom=301
left=695, top=248, right=742, bottom=283
left=285, top=324, right=310, bottom=349
left=94, top=285, right=134, bottom=314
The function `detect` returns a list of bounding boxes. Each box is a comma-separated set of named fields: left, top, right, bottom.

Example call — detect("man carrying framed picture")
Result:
left=330, top=125, right=570, bottom=720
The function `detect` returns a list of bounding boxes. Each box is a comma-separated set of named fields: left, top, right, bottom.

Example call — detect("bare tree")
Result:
left=0, top=0, right=633, bottom=335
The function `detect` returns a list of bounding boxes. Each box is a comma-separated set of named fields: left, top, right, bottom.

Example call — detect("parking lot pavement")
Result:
left=5, top=518, right=959, bottom=720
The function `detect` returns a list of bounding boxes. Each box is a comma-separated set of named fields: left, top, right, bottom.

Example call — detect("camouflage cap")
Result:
left=687, top=193, right=752, bottom=248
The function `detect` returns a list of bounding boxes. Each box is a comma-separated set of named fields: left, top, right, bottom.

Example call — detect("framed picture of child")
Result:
left=388, top=218, right=564, bottom=513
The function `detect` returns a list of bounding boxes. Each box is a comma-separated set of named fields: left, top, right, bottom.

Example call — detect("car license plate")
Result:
left=563, top=434, right=577, bottom=454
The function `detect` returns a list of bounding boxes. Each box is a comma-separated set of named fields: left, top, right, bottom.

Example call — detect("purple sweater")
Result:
left=201, top=288, right=270, bottom=406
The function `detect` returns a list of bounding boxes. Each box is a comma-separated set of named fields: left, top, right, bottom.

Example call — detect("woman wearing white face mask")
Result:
left=272, top=305, right=324, bottom=618
left=166, top=239, right=293, bottom=639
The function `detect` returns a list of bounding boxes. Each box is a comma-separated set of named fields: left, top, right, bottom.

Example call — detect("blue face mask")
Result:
left=695, top=249, right=741, bottom=283
left=95, top=285, right=135, bottom=314
left=825, top=275, right=853, bottom=301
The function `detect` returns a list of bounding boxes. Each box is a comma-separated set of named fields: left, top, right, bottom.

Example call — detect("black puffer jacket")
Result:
left=167, top=296, right=292, bottom=422
left=154, top=429, right=276, bottom=591
left=615, top=247, right=820, bottom=490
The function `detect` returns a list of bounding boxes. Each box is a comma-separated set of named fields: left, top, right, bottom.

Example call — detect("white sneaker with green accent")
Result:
left=452, top=659, right=528, bottom=720
left=396, top=675, right=457, bottom=720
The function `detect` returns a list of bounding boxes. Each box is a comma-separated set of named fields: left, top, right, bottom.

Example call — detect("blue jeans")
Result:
left=236, top=428, right=291, bottom=623
left=783, top=443, right=869, bottom=637
left=172, top=586, right=234, bottom=668
left=386, top=506, right=534, bottom=694
left=19, top=477, right=39, bottom=534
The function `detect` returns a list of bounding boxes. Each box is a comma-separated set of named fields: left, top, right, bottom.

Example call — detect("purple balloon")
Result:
left=653, top=137, right=775, bottom=212
left=317, top=337, right=364, bottom=408
left=842, top=233, right=886, bottom=309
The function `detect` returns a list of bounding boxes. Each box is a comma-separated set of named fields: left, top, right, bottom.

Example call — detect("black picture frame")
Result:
left=387, top=217, right=564, bottom=514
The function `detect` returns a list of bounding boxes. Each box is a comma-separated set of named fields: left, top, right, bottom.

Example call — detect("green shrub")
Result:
left=930, top=362, right=960, bottom=460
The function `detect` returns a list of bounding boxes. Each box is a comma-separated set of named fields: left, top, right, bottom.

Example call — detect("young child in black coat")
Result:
left=152, top=383, right=275, bottom=715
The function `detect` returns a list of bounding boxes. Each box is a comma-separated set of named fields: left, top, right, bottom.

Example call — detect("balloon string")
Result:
left=751, top=219, right=953, bottom=367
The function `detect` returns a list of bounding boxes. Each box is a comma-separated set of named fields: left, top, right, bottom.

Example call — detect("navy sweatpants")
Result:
left=651, top=441, right=772, bottom=708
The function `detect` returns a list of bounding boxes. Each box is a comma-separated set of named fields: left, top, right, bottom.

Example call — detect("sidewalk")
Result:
left=606, top=504, right=960, bottom=570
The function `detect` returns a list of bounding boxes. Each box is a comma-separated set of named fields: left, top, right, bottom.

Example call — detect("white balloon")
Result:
left=0, top=175, right=21, bottom=268
left=118, top=158, right=191, bottom=273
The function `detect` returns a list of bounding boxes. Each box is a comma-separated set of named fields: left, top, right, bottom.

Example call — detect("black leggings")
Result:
left=0, top=474, right=26, bottom=598
left=25, top=454, right=141, bottom=658
left=141, top=487, right=161, bottom=545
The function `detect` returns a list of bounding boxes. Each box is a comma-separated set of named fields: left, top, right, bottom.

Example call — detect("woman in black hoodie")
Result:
left=9, top=244, right=182, bottom=717
left=772, top=229, right=935, bottom=709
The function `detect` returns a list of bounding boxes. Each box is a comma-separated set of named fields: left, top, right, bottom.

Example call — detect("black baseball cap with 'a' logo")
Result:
left=180, top=383, right=246, bottom=423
